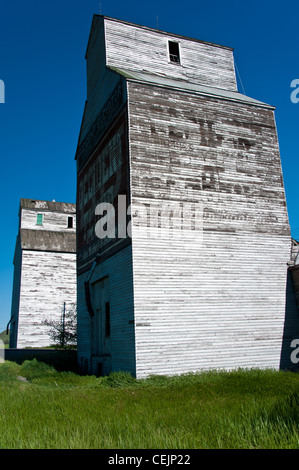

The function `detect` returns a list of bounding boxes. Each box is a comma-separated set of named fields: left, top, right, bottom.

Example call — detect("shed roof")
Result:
left=20, top=198, right=76, bottom=214
left=109, top=67, right=275, bottom=109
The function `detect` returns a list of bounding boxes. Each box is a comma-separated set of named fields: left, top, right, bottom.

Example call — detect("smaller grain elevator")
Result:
left=9, top=199, right=77, bottom=348
left=75, top=15, right=299, bottom=378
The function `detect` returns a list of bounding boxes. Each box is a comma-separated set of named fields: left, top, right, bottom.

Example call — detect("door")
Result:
left=92, top=277, right=111, bottom=356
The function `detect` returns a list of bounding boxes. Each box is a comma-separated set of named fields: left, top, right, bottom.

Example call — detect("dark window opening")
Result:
left=105, top=302, right=110, bottom=337
left=67, top=216, right=73, bottom=228
left=169, top=41, right=180, bottom=64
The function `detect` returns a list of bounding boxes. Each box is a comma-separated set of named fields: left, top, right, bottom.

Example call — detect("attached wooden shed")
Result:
left=75, top=15, right=299, bottom=377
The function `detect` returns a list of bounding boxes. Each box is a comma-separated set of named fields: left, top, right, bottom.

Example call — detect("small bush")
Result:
left=19, top=359, right=57, bottom=380
left=100, top=371, right=137, bottom=388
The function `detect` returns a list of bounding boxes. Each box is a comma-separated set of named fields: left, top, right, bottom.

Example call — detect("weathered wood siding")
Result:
left=103, top=16, right=237, bottom=91
left=77, top=245, right=135, bottom=376
left=127, top=80, right=292, bottom=377
left=291, top=239, right=299, bottom=263
left=16, top=250, right=77, bottom=348
left=21, top=208, right=76, bottom=233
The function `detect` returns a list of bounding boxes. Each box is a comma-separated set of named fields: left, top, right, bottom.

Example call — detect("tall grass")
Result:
left=0, top=360, right=299, bottom=449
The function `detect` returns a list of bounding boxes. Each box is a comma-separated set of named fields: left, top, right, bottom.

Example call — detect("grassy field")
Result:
left=0, top=359, right=299, bottom=449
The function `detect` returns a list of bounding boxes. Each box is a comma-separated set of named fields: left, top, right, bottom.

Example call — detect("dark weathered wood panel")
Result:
left=77, top=245, right=135, bottom=376
left=76, top=74, right=127, bottom=171
left=76, top=107, right=130, bottom=276
left=9, top=237, right=22, bottom=348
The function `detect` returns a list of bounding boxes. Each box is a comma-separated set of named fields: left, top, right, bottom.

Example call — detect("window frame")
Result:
left=67, top=216, right=73, bottom=229
left=36, top=213, right=43, bottom=226
left=167, top=39, right=182, bottom=65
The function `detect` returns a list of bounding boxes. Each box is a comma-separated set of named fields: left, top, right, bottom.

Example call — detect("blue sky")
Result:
left=0, top=0, right=298, bottom=331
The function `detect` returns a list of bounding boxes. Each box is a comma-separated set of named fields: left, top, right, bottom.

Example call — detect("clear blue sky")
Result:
left=0, top=0, right=298, bottom=331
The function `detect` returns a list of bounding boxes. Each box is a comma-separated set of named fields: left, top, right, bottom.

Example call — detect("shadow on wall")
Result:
left=280, top=269, right=299, bottom=371
left=5, top=349, right=79, bottom=373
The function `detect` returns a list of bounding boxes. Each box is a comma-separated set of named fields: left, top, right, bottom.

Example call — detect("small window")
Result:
left=36, top=213, right=43, bottom=226
left=105, top=302, right=110, bottom=337
left=67, top=216, right=73, bottom=228
left=169, top=41, right=180, bottom=64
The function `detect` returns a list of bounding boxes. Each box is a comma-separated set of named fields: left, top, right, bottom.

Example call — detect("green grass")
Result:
left=0, top=359, right=299, bottom=449
left=0, top=330, right=9, bottom=348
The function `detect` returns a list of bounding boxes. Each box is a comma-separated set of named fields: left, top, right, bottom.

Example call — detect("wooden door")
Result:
left=92, top=277, right=110, bottom=356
